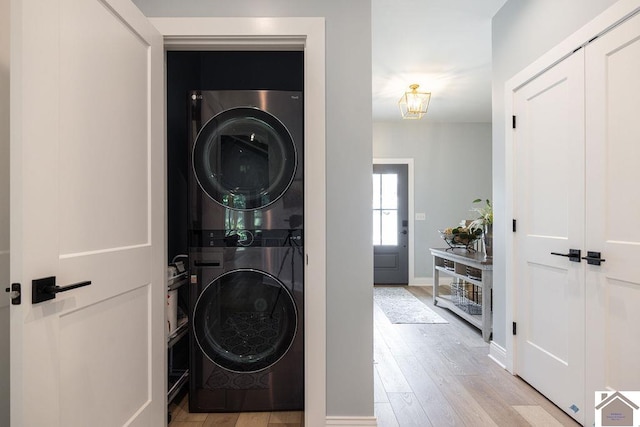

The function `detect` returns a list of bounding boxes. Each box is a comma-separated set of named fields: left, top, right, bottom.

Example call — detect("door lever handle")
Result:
left=32, top=276, right=92, bottom=304
left=582, top=251, right=606, bottom=266
left=550, top=249, right=581, bottom=262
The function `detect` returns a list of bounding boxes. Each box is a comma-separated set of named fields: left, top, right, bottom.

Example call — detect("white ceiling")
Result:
left=372, top=0, right=507, bottom=122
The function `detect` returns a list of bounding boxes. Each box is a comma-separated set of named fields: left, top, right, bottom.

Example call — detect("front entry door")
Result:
left=10, top=0, right=165, bottom=425
left=373, top=163, right=408, bottom=284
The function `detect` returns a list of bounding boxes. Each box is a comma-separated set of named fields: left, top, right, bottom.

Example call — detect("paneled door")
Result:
left=10, top=0, right=165, bottom=425
left=584, top=11, right=640, bottom=425
left=514, top=11, right=640, bottom=427
left=373, top=163, right=408, bottom=284
left=513, top=50, right=586, bottom=425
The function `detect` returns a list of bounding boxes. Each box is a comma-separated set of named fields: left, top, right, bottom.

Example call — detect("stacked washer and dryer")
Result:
left=187, top=90, right=304, bottom=412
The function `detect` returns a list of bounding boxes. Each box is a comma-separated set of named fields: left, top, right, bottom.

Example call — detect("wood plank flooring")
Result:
left=374, top=285, right=580, bottom=427
left=168, top=285, right=580, bottom=427
left=167, top=395, right=303, bottom=427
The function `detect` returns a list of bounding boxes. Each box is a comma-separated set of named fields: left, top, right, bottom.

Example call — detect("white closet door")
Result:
left=513, top=50, right=586, bottom=424
left=10, top=0, right=165, bottom=425
left=585, top=12, right=640, bottom=426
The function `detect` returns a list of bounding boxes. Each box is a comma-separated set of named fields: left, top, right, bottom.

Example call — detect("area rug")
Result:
left=374, top=286, right=448, bottom=324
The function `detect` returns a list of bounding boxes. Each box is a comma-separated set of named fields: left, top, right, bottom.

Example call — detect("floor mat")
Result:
left=374, top=286, right=448, bottom=324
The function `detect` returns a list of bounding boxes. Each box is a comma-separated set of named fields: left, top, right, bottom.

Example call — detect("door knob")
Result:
left=550, top=249, right=581, bottom=262
left=32, top=276, right=92, bottom=304
left=582, top=251, right=606, bottom=266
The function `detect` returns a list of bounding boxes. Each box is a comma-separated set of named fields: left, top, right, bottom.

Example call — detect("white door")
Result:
left=585, top=12, right=640, bottom=426
left=513, top=50, right=586, bottom=424
left=10, top=0, right=165, bottom=425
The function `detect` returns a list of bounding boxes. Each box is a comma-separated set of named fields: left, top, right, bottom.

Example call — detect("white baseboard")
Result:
left=409, top=277, right=432, bottom=286
left=325, top=416, right=378, bottom=426
left=488, top=341, right=507, bottom=369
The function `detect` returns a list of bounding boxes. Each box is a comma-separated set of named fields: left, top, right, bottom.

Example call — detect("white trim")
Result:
left=488, top=341, right=507, bottom=370
left=504, top=76, right=515, bottom=374
left=149, top=17, right=326, bottom=427
left=325, top=416, right=378, bottom=426
left=161, top=35, right=305, bottom=51
left=504, top=0, right=640, bottom=376
left=410, top=277, right=432, bottom=286
left=373, top=158, right=415, bottom=284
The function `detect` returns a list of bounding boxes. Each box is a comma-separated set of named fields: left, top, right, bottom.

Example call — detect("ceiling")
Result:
left=372, top=0, right=507, bottom=122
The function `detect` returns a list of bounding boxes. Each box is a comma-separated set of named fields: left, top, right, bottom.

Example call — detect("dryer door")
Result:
left=192, top=107, right=297, bottom=211
left=193, top=269, right=298, bottom=373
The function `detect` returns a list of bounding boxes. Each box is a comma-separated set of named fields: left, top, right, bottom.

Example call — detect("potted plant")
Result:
left=469, top=198, right=493, bottom=260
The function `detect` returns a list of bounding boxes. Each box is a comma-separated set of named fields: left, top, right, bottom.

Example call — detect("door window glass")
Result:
left=373, top=173, right=398, bottom=245
left=193, top=107, right=297, bottom=211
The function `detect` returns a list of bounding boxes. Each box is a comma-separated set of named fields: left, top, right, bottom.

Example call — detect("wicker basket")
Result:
left=443, top=259, right=455, bottom=270
left=466, top=266, right=482, bottom=280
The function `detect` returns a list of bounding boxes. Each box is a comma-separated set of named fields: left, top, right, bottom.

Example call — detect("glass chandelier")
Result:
left=398, top=84, right=431, bottom=119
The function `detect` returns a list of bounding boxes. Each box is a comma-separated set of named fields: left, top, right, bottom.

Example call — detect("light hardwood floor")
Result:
left=169, top=285, right=580, bottom=427
left=168, top=395, right=303, bottom=427
left=374, top=285, right=579, bottom=427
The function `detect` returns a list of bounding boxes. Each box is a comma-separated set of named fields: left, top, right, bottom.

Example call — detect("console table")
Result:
left=430, top=248, right=493, bottom=342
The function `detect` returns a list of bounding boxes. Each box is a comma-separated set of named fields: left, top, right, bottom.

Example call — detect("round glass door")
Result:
left=192, top=107, right=297, bottom=211
left=193, top=269, right=298, bottom=373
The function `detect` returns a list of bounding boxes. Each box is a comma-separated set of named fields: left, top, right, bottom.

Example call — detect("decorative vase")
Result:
left=483, top=223, right=493, bottom=260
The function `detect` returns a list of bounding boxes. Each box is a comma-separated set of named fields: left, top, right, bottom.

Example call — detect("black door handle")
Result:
left=550, top=249, right=581, bottom=262
left=401, top=230, right=408, bottom=235
left=32, top=276, right=92, bottom=304
left=582, top=251, right=606, bottom=266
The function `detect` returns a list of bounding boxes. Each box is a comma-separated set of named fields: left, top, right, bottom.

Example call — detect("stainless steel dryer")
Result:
left=188, top=90, right=303, bottom=236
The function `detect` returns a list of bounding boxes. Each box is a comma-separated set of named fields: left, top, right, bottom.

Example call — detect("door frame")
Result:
left=373, top=158, right=415, bottom=284
left=0, top=2, right=8, bottom=424
left=504, top=0, right=640, bottom=374
left=150, top=17, right=326, bottom=426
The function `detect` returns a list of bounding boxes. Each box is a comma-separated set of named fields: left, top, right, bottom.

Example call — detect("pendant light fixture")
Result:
left=398, top=84, right=431, bottom=119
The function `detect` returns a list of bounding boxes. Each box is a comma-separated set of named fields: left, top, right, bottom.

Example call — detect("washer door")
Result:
left=192, top=107, right=297, bottom=211
left=193, top=269, right=298, bottom=373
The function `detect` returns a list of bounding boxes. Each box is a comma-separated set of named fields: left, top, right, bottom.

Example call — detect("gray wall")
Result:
left=373, top=121, right=492, bottom=279
left=491, top=0, right=618, bottom=348
left=132, top=0, right=374, bottom=418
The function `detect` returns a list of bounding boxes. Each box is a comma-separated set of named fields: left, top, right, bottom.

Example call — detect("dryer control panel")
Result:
left=190, top=229, right=303, bottom=248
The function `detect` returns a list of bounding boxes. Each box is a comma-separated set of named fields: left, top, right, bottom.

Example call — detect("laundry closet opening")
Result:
left=166, top=51, right=305, bottom=415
